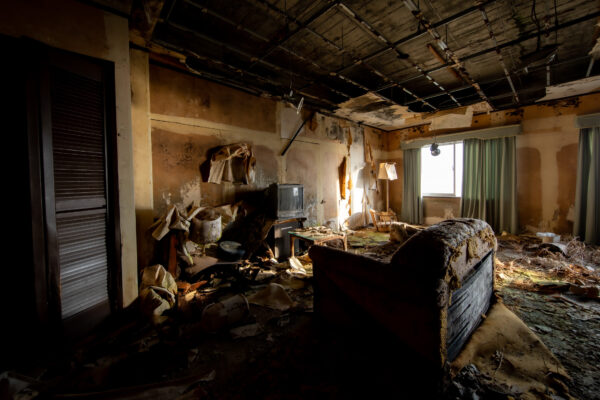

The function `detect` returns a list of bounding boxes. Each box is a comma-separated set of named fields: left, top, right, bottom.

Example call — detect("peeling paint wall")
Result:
left=384, top=93, right=600, bottom=234
left=132, top=62, right=385, bottom=266
left=0, top=0, right=138, bottom=306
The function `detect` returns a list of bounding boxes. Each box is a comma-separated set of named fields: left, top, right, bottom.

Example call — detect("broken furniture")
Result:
left=369, top=208, right=398, bottom=232
left=389, top=221, right=423, bottom=243
left=310, top=218, right=496, bottom=370
left=267, top=217, right=306, bottom=260
left=264, top=183, right=306, bottom=260
left=290, top=228, right=348, bottom=257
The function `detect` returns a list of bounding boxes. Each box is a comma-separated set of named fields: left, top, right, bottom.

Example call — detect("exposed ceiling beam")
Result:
left=402, top=55, right=593, bottom=106
left=479, top=5, right=519, bottom=105
left=402, top=0, right=492, bottom=109
left=130, top=0, right=166, bottom=43
left=335, top=1, right=495, bottom=75
left=161, top=13, right=426, bottom=115
left=336, top=2, right=461, bottom=107
left=182, top=0, right=351, bottom=100
left=160, top=16, right=428, bottom=113
left=248, top=1, right=339, bottom=69
left=161, top=20, right=356, bottom=104
left=250, top=0, right=344, bottom=52
left=246, top=0, right=436, bottom=111
left=397, top=10, right=600, bottom=85
left=151, top=36, right=339, bottom=110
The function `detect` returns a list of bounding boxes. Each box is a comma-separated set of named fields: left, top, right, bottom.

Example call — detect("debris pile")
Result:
left=495, top=232, right=600, bottom=400
left=495, top=233, right=600, bottom=300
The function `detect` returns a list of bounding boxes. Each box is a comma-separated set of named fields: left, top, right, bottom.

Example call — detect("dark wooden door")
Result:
left=36, top=47, right=121, bottom=336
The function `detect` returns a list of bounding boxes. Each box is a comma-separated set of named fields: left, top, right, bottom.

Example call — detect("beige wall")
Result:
left=385, top=93, right=600, bottom=234
left=0, top=0, right=138, bottom=306
left=131, top=59, right=384, bottom=267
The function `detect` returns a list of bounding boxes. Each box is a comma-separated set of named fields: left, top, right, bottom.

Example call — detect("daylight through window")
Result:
left=421, top=142, right=463, bottom=197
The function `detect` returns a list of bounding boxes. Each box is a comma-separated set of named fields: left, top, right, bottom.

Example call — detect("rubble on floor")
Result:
left=495, top=233, right=600, bottom=400
left=4, top=225, right=599, bottom=399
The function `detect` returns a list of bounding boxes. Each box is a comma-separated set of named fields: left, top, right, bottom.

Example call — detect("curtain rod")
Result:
left=575, top=113, right=600, bottom=129
left=401, top=124, right=521, bottom=150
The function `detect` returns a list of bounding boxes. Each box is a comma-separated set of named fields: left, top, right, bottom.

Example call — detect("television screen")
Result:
left=268, top=184, right=304, bottom=219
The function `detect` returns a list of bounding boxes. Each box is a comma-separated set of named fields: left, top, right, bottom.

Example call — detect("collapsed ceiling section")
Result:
left=131, top=0, right=600, bottom=129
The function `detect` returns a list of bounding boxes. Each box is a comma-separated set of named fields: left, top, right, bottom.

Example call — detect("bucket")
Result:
left=191, top=209, right=222, bottom=244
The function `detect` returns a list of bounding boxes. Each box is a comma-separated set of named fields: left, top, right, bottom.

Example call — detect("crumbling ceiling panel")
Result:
left=146, top=0, right=600, bottom=130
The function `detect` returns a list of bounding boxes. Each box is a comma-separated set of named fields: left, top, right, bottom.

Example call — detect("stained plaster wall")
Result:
left=383, top=93, right=600, bottom=234
left=131, top=58, right=384, bottom=266
left=0, top=0, right=138, bottom=306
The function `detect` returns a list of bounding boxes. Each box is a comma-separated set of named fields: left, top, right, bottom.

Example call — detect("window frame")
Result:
left=420, top=141, right=462, bottom=198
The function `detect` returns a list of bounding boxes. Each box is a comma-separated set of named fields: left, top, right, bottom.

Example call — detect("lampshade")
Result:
left=377, top=162, right=397, bottom=181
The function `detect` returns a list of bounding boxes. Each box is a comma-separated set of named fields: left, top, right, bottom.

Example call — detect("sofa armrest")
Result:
left=391, top=218, right=496, bottom=292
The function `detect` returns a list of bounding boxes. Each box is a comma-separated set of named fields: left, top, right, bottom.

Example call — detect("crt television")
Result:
left=267, top=183, right=304, bottom=219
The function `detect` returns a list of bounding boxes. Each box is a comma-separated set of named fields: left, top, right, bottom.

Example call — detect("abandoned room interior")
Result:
left=2, top=0, right=600, bottom=398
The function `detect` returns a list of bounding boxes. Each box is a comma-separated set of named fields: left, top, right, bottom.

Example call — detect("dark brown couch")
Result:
left=309, top=218, right=496, bottom=370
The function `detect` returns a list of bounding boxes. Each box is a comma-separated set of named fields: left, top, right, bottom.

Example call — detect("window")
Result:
left=421, top=142, right=463, bottom=197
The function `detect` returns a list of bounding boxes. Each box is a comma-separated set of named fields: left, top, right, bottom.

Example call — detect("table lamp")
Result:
left=377, top=162, right=397, bottom=212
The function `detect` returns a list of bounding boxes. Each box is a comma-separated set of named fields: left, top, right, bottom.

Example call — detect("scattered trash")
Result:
left=534, top=324, right=552, bottom=334
left=288, top=257, right=306, bottom=274
left=149, top=205, right=195, bottom=241
left=201, top=294, right=250, bottom=333
left=218, top=241, right=245, bottom=261
left=536, top=232, right=561, bottom=243
left=139, top=264, right=178, bottom=321
left=0, top=372, right=37, bottom=400
left=187, top=255, right=219, bottom=275
left=255, top=269, right=277, bottom=281
left=230, top=323, right=263, bottom=339
left=569, top=284, right=599, bottom=299
left=247, top=283, right=294, bottom=311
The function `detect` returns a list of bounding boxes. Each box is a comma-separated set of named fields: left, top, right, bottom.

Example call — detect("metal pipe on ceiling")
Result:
left=397, top=11, right=600, bottom=85
left=335, top=0, right=496, bottom=75
left=161, top=4, right=428, bottom=113
left=182, top=0, right=354, bottom=100
left=402, top=0, right=493, bottom=109
left=335, top=1, right=460, bottom=107
left=246, top=0, right=437, bottom=111
left=401, top=55, right=594, bottom=106
left=247, top=1, right=339, bottom=69
left=182, top=0, right=434, bottom=111
left=151, top=36, right=339, bottom=110
left=586, top=58, right=595, bottom=77
left=479, top=6, right=520, bottom=105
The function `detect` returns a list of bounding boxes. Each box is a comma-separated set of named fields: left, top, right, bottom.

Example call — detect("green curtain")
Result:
left=401, top=148, right=423, bottom=224
left=461, top=137, right=517, bottom=233
left=573, top=127, right=600, bottom=244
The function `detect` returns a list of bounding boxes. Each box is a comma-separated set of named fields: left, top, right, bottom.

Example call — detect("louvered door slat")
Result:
left=50, top=67, right=110, bottom=321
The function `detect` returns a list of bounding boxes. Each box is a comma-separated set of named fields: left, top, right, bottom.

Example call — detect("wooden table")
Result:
left=289, top=230, right=347, bottom=256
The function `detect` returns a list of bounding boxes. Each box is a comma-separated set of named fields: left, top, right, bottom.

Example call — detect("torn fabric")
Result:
left=208, top=143, right=256, bottom=184
left=149, top=205, right=194, bottom=241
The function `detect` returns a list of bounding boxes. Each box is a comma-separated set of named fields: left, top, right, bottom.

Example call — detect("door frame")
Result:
left=25, top=39, right=123, bottom=333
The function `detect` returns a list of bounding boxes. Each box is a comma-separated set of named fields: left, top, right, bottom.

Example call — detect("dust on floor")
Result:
left=495, top=233, right=600, bottom=400
left=3, top=230, right=599, bottom=399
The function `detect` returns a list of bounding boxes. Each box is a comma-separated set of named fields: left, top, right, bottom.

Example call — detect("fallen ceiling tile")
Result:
left=334, top=92, right=417, bottom=129
left=429, top=106, right=474, bottom=131
left=536, top=76, right=600, bottom=102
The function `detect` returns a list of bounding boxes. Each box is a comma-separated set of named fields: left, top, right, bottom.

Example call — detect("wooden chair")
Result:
left=369, top=208, right=398, bottom=232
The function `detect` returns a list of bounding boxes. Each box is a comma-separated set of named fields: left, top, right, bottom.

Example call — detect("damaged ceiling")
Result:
left=126, top=0, right=600, bottom=129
